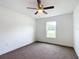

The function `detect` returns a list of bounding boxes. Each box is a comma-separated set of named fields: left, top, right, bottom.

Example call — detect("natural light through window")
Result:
left=46, top=21, right=56, bottom=38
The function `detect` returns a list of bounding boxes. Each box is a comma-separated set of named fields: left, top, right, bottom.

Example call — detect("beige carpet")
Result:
left=0, top=42, right=78, bottom=59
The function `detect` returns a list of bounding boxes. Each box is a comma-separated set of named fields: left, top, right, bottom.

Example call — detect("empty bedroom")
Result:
left=0, top=0, right=79, bottom=59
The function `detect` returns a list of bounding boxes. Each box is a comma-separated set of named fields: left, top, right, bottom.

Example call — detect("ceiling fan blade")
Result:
left=35, top=11, right=38, bottom=15
left=43, top=11, right=48, bottom=14
left=27, top=7, right=37, bottom=9
left=44, top=6, right=54, bottom=10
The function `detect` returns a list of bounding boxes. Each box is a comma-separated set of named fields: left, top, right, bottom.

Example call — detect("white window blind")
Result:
left=46, top=21, right=56, bottom=38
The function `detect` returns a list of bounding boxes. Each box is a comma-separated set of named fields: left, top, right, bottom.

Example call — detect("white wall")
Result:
left=73, top=2, right=79, bottom=58
left=0, top=6, right=35, bottom=55
left=36, top=13, right=73, bottom=47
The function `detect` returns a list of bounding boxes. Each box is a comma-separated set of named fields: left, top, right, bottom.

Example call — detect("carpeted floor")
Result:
left=0, top=42, right=78, bottom=59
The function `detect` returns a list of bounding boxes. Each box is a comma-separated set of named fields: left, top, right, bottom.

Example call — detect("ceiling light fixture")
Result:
left=38, top=9, right=43, bottom=13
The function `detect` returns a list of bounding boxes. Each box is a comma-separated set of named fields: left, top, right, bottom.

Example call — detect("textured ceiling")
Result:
left=0, top=0, right=79, bottom=19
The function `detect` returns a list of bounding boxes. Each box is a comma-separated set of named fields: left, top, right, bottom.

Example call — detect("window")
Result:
left=46, top=21, right=56, bottom=38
